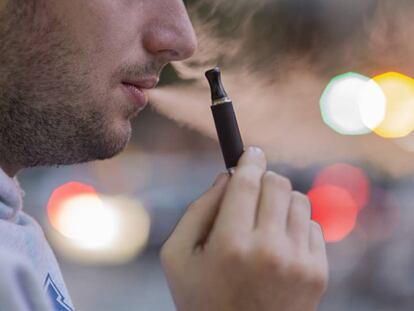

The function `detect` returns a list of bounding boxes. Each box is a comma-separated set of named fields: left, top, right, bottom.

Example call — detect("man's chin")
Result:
left=92, top=139, right=130, bottom=162
left=85, top=126, right=132, bottom=163
left=22, top=128, right=132, bottom=168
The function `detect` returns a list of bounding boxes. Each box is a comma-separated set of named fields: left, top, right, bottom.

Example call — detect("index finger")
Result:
left=210, top=147, right=267, bottom=238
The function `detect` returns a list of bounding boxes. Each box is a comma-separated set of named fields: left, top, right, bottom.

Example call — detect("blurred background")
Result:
left=19, top=0, right=414, bottom=310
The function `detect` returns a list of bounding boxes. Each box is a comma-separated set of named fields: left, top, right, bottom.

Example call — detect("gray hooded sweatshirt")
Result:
left=0, top=168, right=74, bottom=311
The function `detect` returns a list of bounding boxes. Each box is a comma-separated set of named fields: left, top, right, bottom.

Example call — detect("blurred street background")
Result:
left=18, top=0, right=414, bottom=310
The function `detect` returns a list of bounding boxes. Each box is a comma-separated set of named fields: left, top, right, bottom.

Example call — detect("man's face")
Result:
left=0, top=0, right=196, bottom=167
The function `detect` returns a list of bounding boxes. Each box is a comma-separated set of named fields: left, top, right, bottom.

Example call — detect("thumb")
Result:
left=165, top=173, right=229, bottom=253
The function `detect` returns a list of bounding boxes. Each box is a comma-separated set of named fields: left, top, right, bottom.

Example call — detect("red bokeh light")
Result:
left=308, top=185, right=359, bottom=243
left=313, top=163, right=371, bottom=210
left=47, top=182, right=97, bottom=230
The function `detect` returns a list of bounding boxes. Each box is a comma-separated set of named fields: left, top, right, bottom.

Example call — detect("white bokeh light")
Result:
left=320, top=73, right=386, bottom=135
left=47, top=186, right=151, bottom=264
left=56, top=194, right=120, bottom=250
left=358, top=79, right=387, bottom=131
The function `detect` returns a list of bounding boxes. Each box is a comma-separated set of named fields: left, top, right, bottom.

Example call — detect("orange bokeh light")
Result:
left=313, top=163, right=371, bottom=210
left=308, top=185, right=359, bottom=243
left=47, top=182, right=97, bottom=230
left=372, top=72, right=414, bottom=138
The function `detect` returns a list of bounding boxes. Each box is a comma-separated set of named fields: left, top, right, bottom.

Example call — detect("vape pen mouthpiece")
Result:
left=205, top=67, right=230, bottom=104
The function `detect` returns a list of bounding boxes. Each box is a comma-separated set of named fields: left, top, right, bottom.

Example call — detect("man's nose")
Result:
left=142, top=3, right=197, bottom=62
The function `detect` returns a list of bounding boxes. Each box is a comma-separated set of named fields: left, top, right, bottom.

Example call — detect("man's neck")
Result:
left=0, top=162, right=21, bottom=177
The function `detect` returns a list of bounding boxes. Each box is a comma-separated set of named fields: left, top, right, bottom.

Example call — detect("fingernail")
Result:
left=247, top=146, right=264, bottom=157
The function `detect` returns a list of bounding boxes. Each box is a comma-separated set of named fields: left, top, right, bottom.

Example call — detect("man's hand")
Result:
left=161, top=147, right=328, bottom=311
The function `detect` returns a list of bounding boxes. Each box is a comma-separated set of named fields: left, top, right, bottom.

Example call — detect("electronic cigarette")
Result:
left=205, top=67, right=244, bottom=172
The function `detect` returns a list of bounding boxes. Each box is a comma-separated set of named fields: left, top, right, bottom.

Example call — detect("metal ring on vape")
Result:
left=212, top=97, right=232, bottom=106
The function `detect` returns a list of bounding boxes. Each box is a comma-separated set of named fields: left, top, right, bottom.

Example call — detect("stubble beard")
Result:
left=0, top=1, right=131, bottom=168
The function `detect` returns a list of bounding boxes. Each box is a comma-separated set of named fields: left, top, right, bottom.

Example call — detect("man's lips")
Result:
left=122, top=83, right=148, bottom=110
left=121, top=78, right=159, bottom=110
left=123, top=77, right=159, bottom=90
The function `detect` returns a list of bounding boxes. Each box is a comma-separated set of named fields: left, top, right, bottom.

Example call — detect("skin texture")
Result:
left=162, top=148, right=328, bottom=311
left=0, top=1, right=328, bottom=310
left=0, top=0, right=196, bottom=173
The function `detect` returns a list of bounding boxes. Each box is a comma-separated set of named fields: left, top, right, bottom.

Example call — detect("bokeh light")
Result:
left=309, top=163, right=371, bottom=242
left=52, top=194, right=119, bottom=249
left=309, top=185, right=359, bottom=243
left=47, top=182, right=97, bottom=230
left=313, top=163, right=371, bottom=210
left=320, top=73, right=385, bottom=135
left=371, top=72, right=414, bottom=138
left=47, top=182, right=151, bottom=264
left=357, top=79, right=387, bottom=131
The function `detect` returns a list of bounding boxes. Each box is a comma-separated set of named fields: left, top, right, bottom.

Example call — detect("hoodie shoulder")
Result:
left=0, top=249, right=54, bottom=311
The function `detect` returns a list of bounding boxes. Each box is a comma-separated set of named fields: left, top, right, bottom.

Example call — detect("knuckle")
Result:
left=233, top=168, right=261, bottom=192
left=217, top=236, right=249, bottom=263
left=311, top=221, right=323, bottom=235
left=254, top=243, right=286, bottom=271
left=286, top=259, right=328, bottom=292
left=291, top=192, right=311, bottom=214
left=286, top=260, right=308, bottom=281
left=310, top=269, right=329, bottom=293
left=311, top=221, right=326, bottom=243
left=292, top=191, right=311, bottom=206
left=264, top=172, right=292, bottom=192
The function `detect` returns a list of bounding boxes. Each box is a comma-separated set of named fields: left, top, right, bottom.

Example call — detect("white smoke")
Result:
left=150, top=0, right=414, bottom=176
